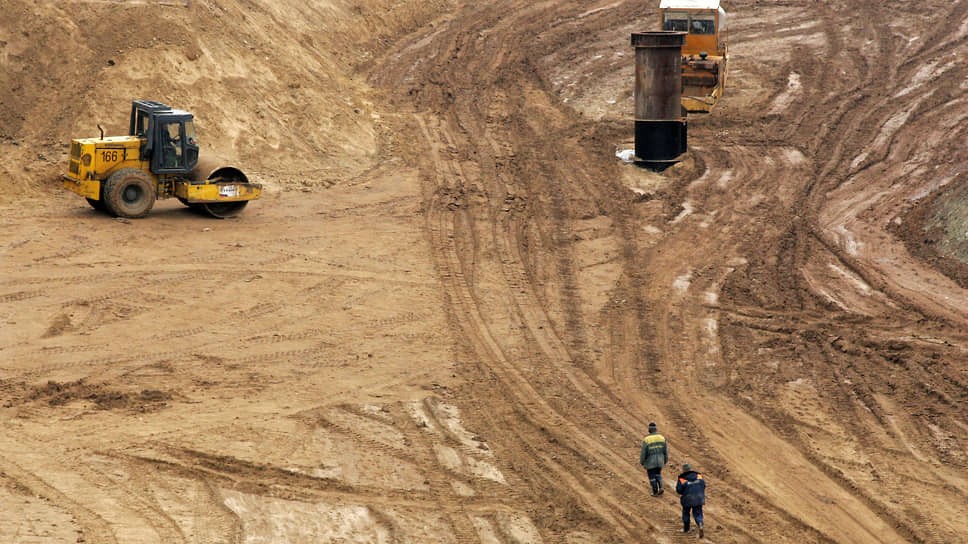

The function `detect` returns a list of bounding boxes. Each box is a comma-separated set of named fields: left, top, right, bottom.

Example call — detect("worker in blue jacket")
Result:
left=639, top=422, right=668, bottom=496
left=676, top=463, right=706, bottom=538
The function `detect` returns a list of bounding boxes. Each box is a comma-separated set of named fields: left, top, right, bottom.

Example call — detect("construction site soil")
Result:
left=1, top=1, right=967, bottom=542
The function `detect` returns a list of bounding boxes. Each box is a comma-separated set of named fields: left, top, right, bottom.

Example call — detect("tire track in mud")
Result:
left=0, top=235, right=437, bottom=385
left=4, top=303, right=421, bottom=367
left=2, top=436, right=200, bottom=544
left=0, top=226, right=404, bottom=315
left=378, top=1, right=829, bottom=541
left=123, top=437, right=525, bottom=522
left=107, top=452, right=245, bottom=543
left=810, top=338, right=968, bottom=536
left=0, top=452, right=117, bottom=544
left=414, top=116, right=636, bottom=540
left=776, top=1, right=963, bottom=197
left=411, top=79, right=678, bottom=538
left=1, top=310, right=420, bottom=385
left=388, top=400, right=503, bottom=543
left=3, top=315, right=426, bottom=432
left=717, top=307, right=932, bottom=542
left=632, top=255, right=842, bottom=542
left=380, top=0, right=968, bottom=541
left=609, top=138, right=870, bottom=541
left=703, top=2, right=968, bottom=540
left=85, top=453, right=190, bottom=543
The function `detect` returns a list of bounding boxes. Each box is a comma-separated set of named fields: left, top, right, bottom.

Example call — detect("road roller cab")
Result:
left=64, top=100, right=261, bottom=218
left=130, top=100, right=199, bottom=176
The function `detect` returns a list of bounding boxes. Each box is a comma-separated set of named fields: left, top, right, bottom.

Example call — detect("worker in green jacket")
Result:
left=639, top=422, right=669, bottom=496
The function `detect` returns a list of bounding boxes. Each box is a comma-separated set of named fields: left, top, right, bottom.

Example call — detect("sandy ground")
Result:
left=1, top=0, right=967, bottom=542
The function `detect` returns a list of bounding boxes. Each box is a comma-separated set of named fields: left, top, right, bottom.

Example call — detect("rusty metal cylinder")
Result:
left=631, top=31, right=687, bottom=164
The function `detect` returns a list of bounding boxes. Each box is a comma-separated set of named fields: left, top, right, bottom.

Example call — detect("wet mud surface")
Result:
left=0, top=1, right=966, bottom=542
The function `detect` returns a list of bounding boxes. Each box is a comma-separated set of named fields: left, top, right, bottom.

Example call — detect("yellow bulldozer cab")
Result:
left=659, top=0, right=728, bottom=113
left=660, top=0, right=727, bottom=57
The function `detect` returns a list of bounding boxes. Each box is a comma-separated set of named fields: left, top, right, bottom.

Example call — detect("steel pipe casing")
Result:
left=631, top=31, right=687, bottom=164
left=632, top=31, right=685, bottom=121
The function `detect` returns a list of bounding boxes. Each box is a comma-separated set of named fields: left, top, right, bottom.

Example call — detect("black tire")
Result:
left=103, top=168, right=156, bottom=218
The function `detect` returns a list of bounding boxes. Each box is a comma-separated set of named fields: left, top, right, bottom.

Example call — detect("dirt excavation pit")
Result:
left=1, top=1, right=967, bottom=543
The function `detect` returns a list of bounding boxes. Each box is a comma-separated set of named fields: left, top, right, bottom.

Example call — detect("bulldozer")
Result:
left=659, top=0, right=728, bottom=113
left=63, top=100, right=261, bottom=218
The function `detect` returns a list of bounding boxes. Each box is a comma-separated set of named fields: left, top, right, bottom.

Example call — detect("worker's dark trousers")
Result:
left=647, top=467, right=663, bottom=492
left=682, top=505, right=703, bottom=530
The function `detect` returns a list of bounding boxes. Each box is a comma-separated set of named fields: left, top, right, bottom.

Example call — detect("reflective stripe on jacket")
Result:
left=639, top=432, right=668, bottom=469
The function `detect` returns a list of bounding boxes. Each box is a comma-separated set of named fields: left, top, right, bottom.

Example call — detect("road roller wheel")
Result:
left=103, top=168, right=156, bottom=218
left=196, top=200, right=249, bottom=219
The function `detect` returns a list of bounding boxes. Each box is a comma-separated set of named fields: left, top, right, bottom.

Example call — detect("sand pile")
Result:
left=0, top=0, right=451, bottom=201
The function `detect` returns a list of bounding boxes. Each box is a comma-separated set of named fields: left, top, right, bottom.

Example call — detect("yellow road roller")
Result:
left=64, top=100, right=261, bottom=218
